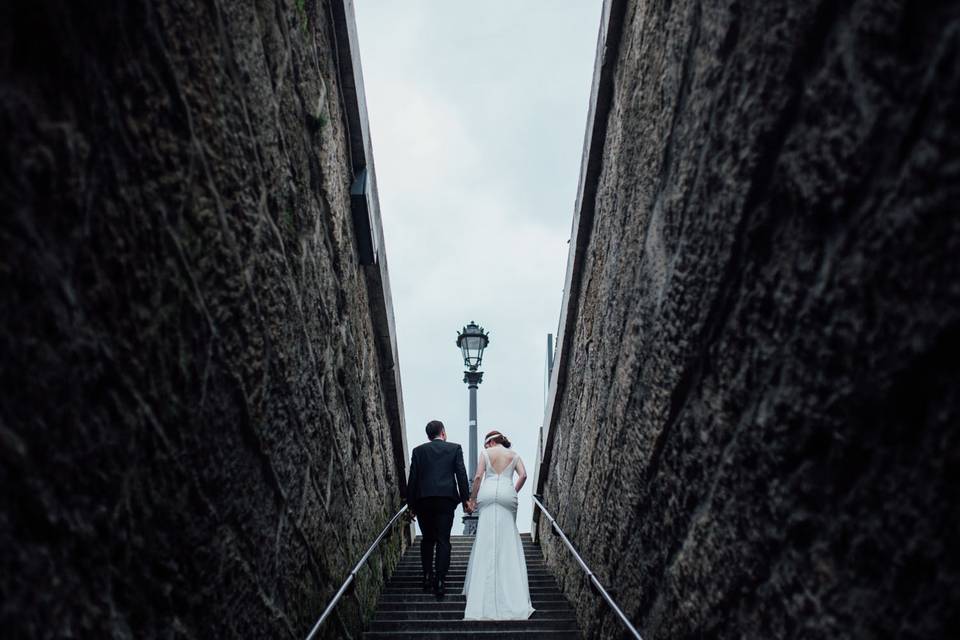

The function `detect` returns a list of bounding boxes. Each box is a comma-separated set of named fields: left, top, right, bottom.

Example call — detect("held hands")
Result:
left=402, top=501, right=416, bottom=523
left=463, top=499, right=477, bottom=514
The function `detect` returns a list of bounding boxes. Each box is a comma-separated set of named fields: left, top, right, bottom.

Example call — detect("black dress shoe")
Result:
left=434, top=577, right=446, bottom=599
left=422, top=572, right=433, bottom=593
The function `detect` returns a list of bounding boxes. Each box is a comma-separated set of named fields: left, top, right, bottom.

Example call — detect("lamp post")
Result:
left=457, top=321, right=489, bottom=535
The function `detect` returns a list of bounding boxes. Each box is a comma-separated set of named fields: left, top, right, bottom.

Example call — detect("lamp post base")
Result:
left=462, top=513, right=478, bottom=535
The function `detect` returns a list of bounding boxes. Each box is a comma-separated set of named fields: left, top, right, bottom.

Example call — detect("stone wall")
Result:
left=0, top=1, right=404, bottom=638
left=538, top=1, right=959, bottom=638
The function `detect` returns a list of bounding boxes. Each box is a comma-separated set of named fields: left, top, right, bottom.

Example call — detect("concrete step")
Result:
left=377, top=594, right=569, bottom=605
left=381, top=585, right=557, bottom=594
left=389, top=573, right=552, bottom=581
left=404, top=556, right=543, bottom=561
left=387, top=576, right=556, bottom=585
left=409, top=538, right=539, bottom=549
left=364, top=535, right=580, bottom=638
left=391, top=568, right=547, bottom=576
left=388, top=575, right=548, bottom=582
left=387, top=571, right=554, bottom=585
left=374, top=601, right=574, bottom=614
left=393, top=558, right=549, bottom=576
left=415, top=535, right=534, bottom=539
left=374, top=610, right=573, bottom=621
left=408, top=546, right=540, bottom=553
left=411, top=540, right=535, bottom=546
left=383, top=580, right=558, bottom=589
left=395, top=560, right=546, bottom=566
left=409, top=544, right=539, bottom=548
left=397, top=558, right=544, bottom=565
left=406, top=546, right=541, bottom=551
left=407, top=545, right=541, bottom=551
left=406, top=549, right=520, bottom=552
left=414, top=535, right=533, bottom=540
left=407, top=552, right=543, bottom=556
left=380, top=584, right=562, bottom=598
left=401, top=559, right=543, bottom=565
left=382, top=582, right=561, bottom=591
left=398, top=555, right=543, bottom=560
left=363, top=632, right=580, bottom=640
left=367, top=619, right=579, bottom=633
left=379, top=592, right=563, bottom=598
left=412, top=545, right=537, bottom=548
left=392, top=559, right=550, bottom=576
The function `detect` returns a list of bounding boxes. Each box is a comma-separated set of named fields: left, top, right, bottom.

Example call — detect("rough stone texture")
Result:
left=539, top=1, right=960, bottom=638
left=0, top=1, right=404, bottom=638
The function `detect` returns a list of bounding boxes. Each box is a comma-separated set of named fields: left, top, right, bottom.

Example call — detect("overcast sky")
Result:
left=354, top=2, right=602, bottom=533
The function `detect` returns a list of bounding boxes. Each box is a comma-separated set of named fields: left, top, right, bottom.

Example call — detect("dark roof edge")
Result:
left=533, top=0, right=629, bottom=508
left=330, top=0, right=408, bottom=496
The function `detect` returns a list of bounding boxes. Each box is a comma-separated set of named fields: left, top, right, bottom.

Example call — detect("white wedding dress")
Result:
left=462, top=447, right=535, bottom=620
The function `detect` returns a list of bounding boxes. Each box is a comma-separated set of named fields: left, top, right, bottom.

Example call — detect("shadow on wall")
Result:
left=0, top=1, right=407, bottom=638
left=535, top=0, right=960, bottom=638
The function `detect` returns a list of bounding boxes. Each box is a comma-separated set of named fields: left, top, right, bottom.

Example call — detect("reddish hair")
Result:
left=484, top=430, right=511, bottom=448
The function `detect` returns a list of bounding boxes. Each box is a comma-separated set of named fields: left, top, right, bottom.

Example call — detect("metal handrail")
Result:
left=532, top=495, right=644, bottom=640
left=304, top=503, right=409, bottom=640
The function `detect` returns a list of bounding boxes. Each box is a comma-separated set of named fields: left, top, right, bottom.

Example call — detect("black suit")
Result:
left=407, top=438, right=470, bottom=579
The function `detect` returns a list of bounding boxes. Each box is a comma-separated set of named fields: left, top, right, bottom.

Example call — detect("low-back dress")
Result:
left=462, top=447, right=535, bottom=620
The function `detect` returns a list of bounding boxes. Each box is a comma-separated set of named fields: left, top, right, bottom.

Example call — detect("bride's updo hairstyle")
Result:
left=483, top=430, right=511, bottom=448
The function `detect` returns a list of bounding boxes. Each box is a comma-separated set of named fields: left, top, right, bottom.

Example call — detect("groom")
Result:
left=406, top=420, right=471, bottom=597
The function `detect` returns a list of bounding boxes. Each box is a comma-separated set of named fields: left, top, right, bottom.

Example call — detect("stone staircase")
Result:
left=363, top=533, right=581, bottom=639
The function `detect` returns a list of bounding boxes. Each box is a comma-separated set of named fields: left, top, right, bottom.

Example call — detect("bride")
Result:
left=462, top=430, right=535, bottom=620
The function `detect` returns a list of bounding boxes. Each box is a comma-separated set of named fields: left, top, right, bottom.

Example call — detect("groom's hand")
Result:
left=462, top=501, right=472, bottom=514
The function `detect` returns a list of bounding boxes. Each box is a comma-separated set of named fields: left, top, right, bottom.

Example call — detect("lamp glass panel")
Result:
left=458, top=324, right=488, bottom=369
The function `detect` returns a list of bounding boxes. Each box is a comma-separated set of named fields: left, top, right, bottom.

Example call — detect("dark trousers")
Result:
left=416, top=497, right=457, bottom=579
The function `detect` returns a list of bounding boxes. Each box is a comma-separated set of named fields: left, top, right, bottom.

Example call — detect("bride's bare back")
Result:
left=472, top=444, right=528, bottom=493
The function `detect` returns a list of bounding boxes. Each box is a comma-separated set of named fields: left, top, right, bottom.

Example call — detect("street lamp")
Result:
left=457, top=321, right=489, bottom=535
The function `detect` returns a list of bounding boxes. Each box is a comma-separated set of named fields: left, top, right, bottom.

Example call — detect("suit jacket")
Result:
left=406, top=439, right=470, bottom=510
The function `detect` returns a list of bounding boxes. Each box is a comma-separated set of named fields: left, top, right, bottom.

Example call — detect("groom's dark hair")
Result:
left=425, top=420, right=444, bottom=440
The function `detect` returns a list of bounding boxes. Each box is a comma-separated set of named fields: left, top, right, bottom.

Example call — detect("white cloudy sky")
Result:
left=354, top=2, right=602, bottom=532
